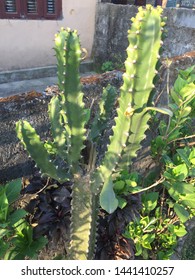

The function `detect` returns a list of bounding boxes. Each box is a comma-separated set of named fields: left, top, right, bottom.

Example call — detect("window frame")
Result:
left=43, top=0, right=62, bottom=19
left=22, top=1, right=43, bottom=20
left=0, top=0, right=62, bottom=20
left=0, top=0, right=21, bottom=19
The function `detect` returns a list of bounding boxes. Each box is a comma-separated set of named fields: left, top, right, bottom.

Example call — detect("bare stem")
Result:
left=132, top=176, right=165, bottom=195
left=167, top=134, right=195, bottom=145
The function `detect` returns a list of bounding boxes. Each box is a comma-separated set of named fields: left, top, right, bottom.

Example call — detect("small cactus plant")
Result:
left=16, top=5, right=171, bottom=260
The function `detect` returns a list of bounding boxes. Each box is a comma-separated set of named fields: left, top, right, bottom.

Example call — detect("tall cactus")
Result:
left=90, top=5, right=168, bottom=204
left=16, top=5, right=171, bottom=260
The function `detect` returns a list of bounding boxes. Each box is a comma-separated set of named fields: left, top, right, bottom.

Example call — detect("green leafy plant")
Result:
left=123, top=66, right=195, bottom=260
left=113, top=171, right=141, bottom=209
left=151, top=65, right=195, bottom=157
left=124, top=191, right=189, bottom=260
left=0, top=179, right=47, bottom=260
left=16, top=5, right=171, bottom=260
left=101, top=54, right=124, bottom=73
left=101, top=61, right=115, bottom=72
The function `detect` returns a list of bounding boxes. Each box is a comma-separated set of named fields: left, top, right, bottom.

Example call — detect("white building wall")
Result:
left=0, top=0, right=98, bottom=71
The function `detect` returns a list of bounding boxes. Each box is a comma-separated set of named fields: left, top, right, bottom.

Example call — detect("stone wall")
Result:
left=93, top=4, right=195, bottom=67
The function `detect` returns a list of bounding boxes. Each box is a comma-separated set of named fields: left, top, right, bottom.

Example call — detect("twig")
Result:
left=167, top=134, right=195, bottom=145
left=177, top=141, right=195, bottom=147
left=160, top=186, right=166, bottom=222
left=157, top=216, right=179, bottom=235
left=35, top=177, right=51, bottom=195
left=131, top=176, right=165, bottom=195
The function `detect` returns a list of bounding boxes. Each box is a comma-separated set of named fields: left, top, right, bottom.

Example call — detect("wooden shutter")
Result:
left=43, top=0, right=62, bottom=19
left=24, top=0, right=62, bottom=19
left=27, top=0, right=38, bottom=13
left=134, top=0, right=146, bottom=5
left=0, top=0, right=62, bottom=19
left=5, top=0, right=17, bottom=12
left=47, top=0, right=55, bottom=14
left=23, top=0, right=43, bottom=19
left=0, top=0, right=21, bottom=19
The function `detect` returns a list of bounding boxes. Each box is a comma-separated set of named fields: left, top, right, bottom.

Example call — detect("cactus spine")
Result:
left=16, top=5, right=169, bottom=260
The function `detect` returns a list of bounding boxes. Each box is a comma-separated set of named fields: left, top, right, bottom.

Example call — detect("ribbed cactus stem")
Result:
left=54, top=28, right=86, bottom=172
left=48, top=96, right=67, bottom=161
left=118, top=5, right=166, bottom=170
left=16, top=120, right=69, bottom=183
left=69, top=175, right=92, bottom=260
left=90, top=5, right=166, bottom=198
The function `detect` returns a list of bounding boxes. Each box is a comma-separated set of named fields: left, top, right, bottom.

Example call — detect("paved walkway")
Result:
left=0, top=71, right=96, bottom=98
left=0, top=76, right=58, bottom=98
left=0, top=61, right=95, bottom=98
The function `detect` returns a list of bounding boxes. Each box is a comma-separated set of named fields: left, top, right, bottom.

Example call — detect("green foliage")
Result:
left=101, top=54, right=124, bottom=73
left=0, top=179, right=47, bottom=260
left=124, top=204, right=188, bottom=259
left=113, top=171, right=141, bottom=208
left=151, top=65, right=195, bottom=157
left=101, top=61, right=114, bottom=72
left=16, top=6, right=168, bottom=260
left=123, top=65, right=195, bottom=260
left=124, top=215, right=157, bottom=259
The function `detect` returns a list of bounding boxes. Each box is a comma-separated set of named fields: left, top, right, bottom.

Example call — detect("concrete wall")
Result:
left=93, top=4, right=195, bottom=67
left=0, top=0, right=97, bottom=71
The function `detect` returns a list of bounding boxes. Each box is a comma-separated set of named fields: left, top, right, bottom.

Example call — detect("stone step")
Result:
left=0, top=59, right=94, bottom=84
left=0, top=60, right=95, bottom=98
left=0, top=72, right=96, bottom=98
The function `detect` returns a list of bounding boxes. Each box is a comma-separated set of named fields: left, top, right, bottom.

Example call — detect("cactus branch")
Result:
left=48, top=96, right=68, bottom=161
left=90, top=6, right=166, bottom=214
left=55, top=28, right=86, bottom=171
left=16, top=120, right=69, bottom=183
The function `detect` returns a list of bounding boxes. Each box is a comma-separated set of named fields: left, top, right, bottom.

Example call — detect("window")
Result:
left=0, top=0, right=62, bottom=19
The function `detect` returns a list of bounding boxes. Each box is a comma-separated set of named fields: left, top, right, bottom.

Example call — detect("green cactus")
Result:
left=55, top=28, right=87, bottom=172
left=90, top=5, right=169, bottom=198
left=16, top=120, right=70, bottom=182
left=16, top=5, right=171, bottom=260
